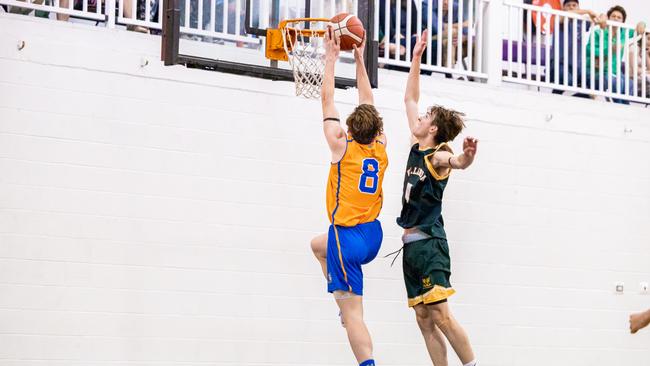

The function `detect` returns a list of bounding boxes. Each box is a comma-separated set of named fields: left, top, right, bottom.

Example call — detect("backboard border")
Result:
left=161, top=0, right=377, bottom=89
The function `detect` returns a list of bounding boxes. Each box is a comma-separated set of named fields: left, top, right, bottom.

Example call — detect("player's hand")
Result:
left=413, top=30, right=428, bottom=58
left=463, top=136, right=478, bottom=159
left=630, top=311, right=650, bottom=334
left=352, top=37, right=365, bottom=62
left=325, top=26, right=341, bottom=61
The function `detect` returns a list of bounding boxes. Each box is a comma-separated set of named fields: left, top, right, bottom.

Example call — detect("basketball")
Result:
left=329, top=13, right=366, bottom=51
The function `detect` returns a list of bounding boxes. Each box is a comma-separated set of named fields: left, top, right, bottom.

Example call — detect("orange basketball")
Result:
left=329, top=13, right=365, bottom=51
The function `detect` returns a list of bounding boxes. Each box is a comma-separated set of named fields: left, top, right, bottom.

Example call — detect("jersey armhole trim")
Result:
left=425, top=142, right=452, bottom=180
left=331, top=139, right=349, bottom=164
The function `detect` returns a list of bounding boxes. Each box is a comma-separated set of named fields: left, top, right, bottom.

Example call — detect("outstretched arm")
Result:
left=322, top=26, right=346, bottom=160
left=630, top=308, right=650, bottom=334
left=353, top=38, right=374, bottom=105
left=405, top=31, right=428, bottom=135
left=354, top=38, right=386, bottom=144
left=431, top=136, right=479, bottom=170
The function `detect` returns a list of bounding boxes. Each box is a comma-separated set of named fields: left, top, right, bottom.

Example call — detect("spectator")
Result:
left=422, top=0, right=470, bottom=35
left=9, top=0, right=75, bottom=21
left=179, top=0, right=245, bottom=41
left=421, top=0, right=471, bottom=68
left=630, top=308, right=650, bottom=334
left=124, top=0, right=154, bottom=33
left=378, top=0, right=464, bottom=68
left=378, top=0, right=419, bottom=59
left=38, top=0, right=150, bottom=32
left=215, top=0, right=245, bottom=36
left=550, top=0, right=603, bottom=96
left=627, top=30, right=650, bottom=97
left=377, top=0, right=469, bottom=66
left=586, top=5, right=646, bottom=104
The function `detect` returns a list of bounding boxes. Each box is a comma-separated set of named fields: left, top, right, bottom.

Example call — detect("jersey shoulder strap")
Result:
left=424, top=142, right=453, bottom=181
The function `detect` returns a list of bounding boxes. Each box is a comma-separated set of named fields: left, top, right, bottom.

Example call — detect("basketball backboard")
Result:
left=161, top=0, right=378, bottom=90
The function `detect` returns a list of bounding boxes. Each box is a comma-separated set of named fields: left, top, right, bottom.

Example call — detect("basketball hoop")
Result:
left=266, top=18, right=330, bottom=99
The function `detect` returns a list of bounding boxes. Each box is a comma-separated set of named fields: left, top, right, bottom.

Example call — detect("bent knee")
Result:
left=430, top=308, right=452, bottom=328
left=414, top=305, right=429, bottom=320
left=310, top=236, right=327, bottom=257
left=414, top=306, right=432, bottom=325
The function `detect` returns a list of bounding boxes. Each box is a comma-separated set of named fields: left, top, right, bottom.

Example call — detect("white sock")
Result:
left=463, top=360, right=477, bottom=366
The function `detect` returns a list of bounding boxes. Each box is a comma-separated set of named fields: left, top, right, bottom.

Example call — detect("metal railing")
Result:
left=0, top=0, right=260, bottom=44
left=377, top=0, right=488, bottom=79
left=0, top=0, right=105, bottom=20
left=503, top=1, right=648, bottom=103
left=117, top=0, right=259, bottom=44
left=3, top=0, right=648, bottom=104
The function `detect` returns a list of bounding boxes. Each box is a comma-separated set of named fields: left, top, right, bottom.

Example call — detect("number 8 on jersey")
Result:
left=359, top=158, right=379, bottom=194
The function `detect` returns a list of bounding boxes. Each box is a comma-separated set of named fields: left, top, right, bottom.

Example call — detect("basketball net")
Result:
left=281, top=22, right=327, bottom=99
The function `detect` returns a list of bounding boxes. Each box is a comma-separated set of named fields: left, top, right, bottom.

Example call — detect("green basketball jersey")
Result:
left=396, top=143, right=451, bottom=239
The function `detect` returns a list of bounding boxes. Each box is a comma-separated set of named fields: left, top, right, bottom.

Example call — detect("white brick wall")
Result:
left=1, top=13, right=649, bottom=366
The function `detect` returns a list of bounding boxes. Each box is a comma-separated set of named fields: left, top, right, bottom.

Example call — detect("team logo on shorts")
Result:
left=328, top=273, right=332, bottom=284
left=422, top=277, right=433, bottom=289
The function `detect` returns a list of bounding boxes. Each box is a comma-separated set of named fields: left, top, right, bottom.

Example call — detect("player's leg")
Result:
left=335, top=292, right=374, bottom=364
left=310, top=233, right=328, bottom=279
left=413, top=303, right=449, bottom=366
left=327, top=224, right=376, bottom=365
left=403, top=237, right=459, bottom=365
left=429, top=301, right=476, bottom=365
left=414, top=238, right=476, bottom=365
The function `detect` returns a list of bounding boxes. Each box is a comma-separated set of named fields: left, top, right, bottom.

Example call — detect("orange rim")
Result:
left=265, top=18, right=331, bottom=61
left=279, top=17, right=330, bottom=37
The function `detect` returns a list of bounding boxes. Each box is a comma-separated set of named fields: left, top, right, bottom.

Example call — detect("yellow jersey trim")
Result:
left=407, top=285, right=456, bottom=307
left=424, top=142, right=452, bottom=181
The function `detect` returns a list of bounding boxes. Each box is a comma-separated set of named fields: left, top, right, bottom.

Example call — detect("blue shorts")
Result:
left=327, top=220, right=383, bottom=296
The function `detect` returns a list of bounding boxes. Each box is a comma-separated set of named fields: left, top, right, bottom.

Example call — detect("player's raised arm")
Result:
left=432, top=136, right=479, bottom=170
left=353, top=38, right=386, bottom=145
left=322, top=26, right=346, bottom=158
left=404, top=31, right=428, bottom=135
left=353, top=38, right=373, bottom=106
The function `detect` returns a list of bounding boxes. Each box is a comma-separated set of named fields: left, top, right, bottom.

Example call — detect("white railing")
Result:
left=3, top=0, right=649, bottom=104
left=0, top=0, right=105, bottom=21
left=315, top=0, right=358, bottom=61
left=503, top=1, right=649, bottom=104
left=377, top=0, right=488, bottom=79
left=117, top=0, right=259, bottom=44
left=0, top=0, right=260, bottom=44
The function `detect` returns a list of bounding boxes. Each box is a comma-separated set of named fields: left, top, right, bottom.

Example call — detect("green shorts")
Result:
left=402, top=237, right=455, bottom=307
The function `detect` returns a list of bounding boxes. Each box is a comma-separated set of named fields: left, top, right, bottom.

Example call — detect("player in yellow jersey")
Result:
left=309, top=27, right=387, bottom=366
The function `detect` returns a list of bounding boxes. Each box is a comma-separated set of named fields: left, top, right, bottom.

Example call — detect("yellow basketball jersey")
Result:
left=326, top=138, right=388, bottom=227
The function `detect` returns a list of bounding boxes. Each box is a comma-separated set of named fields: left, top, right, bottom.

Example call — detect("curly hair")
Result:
left=428, top=105, right=466, bottom=144
left=607, top=5, right=626, bottom=22
left=346, top=104, right=384, bottom=145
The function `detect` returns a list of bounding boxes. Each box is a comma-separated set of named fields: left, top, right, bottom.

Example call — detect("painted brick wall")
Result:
left=0, top=13, right=649, bottom=366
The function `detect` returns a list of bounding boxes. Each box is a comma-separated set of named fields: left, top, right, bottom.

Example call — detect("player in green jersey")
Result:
left=397, top=31, right=479, bottom=366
